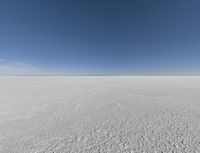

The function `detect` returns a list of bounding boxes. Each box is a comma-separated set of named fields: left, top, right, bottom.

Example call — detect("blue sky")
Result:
left=0, top=0, right=200, bottom=75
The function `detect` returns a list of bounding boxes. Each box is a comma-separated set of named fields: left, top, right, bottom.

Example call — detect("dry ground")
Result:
left=0, top=76, right=200, bottom=153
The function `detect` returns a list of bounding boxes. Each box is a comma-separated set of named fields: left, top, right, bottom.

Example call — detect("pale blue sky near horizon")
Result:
left=0, top=0, right=200, bottom=75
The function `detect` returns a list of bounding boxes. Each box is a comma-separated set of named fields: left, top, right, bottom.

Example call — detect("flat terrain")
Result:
left=0, top=76, right=200, bottom=153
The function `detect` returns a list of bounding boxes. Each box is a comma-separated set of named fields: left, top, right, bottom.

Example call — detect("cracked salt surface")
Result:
left=0, top=135, right=4, bottom=152
left=0, top=76, right=200, bottom=152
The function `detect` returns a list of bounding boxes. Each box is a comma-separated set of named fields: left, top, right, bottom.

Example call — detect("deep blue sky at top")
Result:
left=0, top=0, right=200, bottom=75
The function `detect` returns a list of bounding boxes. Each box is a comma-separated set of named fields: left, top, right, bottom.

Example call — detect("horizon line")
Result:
left=1, top=74, right=200, bottom=77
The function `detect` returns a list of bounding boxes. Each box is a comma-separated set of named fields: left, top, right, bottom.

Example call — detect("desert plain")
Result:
left=0, top=76, right=200, bottom=153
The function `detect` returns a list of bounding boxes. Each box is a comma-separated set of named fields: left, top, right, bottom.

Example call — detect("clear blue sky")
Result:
left=0, top=0, right=200, bottom=75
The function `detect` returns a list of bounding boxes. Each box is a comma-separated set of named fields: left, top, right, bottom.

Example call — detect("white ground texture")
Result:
left=0, top=76, right=200, bottom=153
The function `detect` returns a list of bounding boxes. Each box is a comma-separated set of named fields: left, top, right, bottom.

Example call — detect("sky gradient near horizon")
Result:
left=0, top=0, right=200, bottom=75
